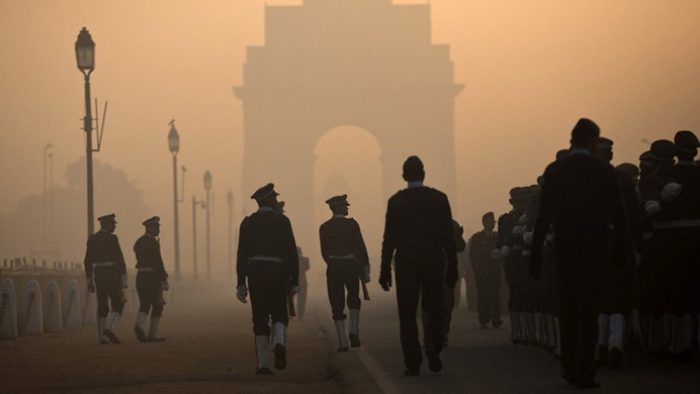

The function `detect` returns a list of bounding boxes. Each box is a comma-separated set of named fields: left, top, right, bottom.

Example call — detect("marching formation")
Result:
left=79, top=119, right=699, bottom=389
left=488, top=119, right=700, bottom=388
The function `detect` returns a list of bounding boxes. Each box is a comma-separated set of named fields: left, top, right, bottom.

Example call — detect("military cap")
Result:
left=482, top=212, right=495, bottom=222
left=616, top=163, right=639, bottom=179
left=639, top=151, right=653, bottom=163
left=597, top=137, right=614, bottom=150
left=571, top=118, right=600, bottom=145
left=402, top=156, right=424, bottom=178
left=509, top=187, right=523, bottom=198
left=674, top=130, right=699, bottom=153
left=98, top=213, right=117, bottom=223
left=650, top=140, right=676, bottom=162
left=142, top=216, right=160, bottom=227
left=325, top=194, right=349, bottom=207
left=251, top=183, right=278, bottom=201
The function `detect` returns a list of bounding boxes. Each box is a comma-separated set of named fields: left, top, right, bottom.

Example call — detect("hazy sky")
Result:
left=2, top=0, right=700, bottom=268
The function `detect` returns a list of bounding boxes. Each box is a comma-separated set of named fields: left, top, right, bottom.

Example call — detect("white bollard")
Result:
left=64, top=280, right=82, bottom=329
left=22, top=280, right=43, bottom=336
left=1, top=278, right=18, bottom=339
left=43, top=281, right=63, bottom=333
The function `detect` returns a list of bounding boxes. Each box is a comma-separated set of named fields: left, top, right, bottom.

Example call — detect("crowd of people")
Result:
left=466, top=120, right=699, bottom=387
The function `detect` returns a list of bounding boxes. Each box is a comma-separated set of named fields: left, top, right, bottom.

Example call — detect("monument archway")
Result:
left=234, top=0, right=463, bottom=251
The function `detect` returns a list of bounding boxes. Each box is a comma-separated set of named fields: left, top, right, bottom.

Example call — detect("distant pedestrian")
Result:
left=469, top=212, right=502, bottom=329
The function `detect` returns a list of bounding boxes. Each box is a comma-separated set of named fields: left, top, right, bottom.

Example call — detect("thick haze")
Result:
left=2, top=1, right=700, bottom=275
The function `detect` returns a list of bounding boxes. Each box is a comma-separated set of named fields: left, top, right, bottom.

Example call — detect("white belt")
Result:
left=329, top=253, right=356, bottom=260
left=249, top=255, right=283, bottom=263
left=137, top=267, right=155, bottom=272
left=654, top=219, right=700, bottom=230
left=545, top=234, right=554, bottom=242
left=93, top=262, right=114, bottom=268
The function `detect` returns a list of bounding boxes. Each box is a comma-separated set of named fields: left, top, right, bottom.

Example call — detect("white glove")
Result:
left=290, top=285, right=302, bottom=295
left=501, top=245, right=510, bottom=257
left=661, top=182, right=682, bottom=202
left=518, top=214, right=529, bottom=225
left=236, top=285, right=248, bottom=303
left=86, top=277, right=95, bottom=293
left=644, top=200, right=661, bottom=216
left=512, top=225, right=525, bottom=236
left=121, top=274, right=128, bottom=289
left=363, top=266, right=370, bottom=283
left=491, top=249, right=502, bottom=260
left=523, top=231, right=534, bottom=245
left=161, top=281, right=170, bottom=291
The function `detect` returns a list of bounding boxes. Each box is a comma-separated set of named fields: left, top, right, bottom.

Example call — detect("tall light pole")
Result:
left=75, top=27, right=96, bottom=236
left=43, top=144, right=52, bottom=246
left=168, top=121, right=183, bottom=280
left=226, top=190, right=234, bottom=280
left=192, top=195, right=206, bottom=280
left=203, top=171, right=212, bottom=280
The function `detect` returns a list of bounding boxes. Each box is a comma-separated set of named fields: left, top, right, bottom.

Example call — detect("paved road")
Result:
left=1, top=285, right=699, bottom=393
left=336, top=290, right=700, bottom=394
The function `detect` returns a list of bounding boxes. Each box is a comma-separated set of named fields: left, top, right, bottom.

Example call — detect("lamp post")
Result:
left=192, top=195, right=206, bottom=280
left=75, top=27, right=96, bottom=236
left=168, top=121, right=182, bottom=280
left=203, top=171, right=212, bottom=280
left=43, top=144, right=52, bottom=246
left=226, top=190, right=234, bottom=280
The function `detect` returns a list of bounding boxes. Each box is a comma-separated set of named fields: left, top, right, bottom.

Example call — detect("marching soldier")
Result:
left=83, top=213, right=128, bottom=344
left=667, top=131, right=700, bottom=362
left=133, top=216, right=170, bottom=342
left=379, top=156, right=458, bottom=375
left=530, top=118, right=626, bottom=388
left=319, top=194, right=370, bottom=351
left=236, top=183, right=300, bottom=375
left=469, top=212, right=502, bottom=329
left=296, top=247, right=310, bottom=320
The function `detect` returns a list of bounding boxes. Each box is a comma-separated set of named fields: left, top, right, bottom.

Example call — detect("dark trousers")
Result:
left=136, top=273, right=164, bottom=317
left=94, top=268, right=124, bottom=318
left=395, top=253, right=446, bottom=371
left=297, top=276, right=308, bottom=319
left=327, top=259, right=361, bottom=320
left=557, top=263, right=603, bottom=383
left=504, top=249, right=524, bottom=312
left=475, top=265, right=502, bottom=326
left=248, top=261, right=288, bottom=336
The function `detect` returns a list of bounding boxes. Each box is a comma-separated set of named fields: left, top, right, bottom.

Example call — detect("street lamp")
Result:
left=75, top=27, right=96, bottom=236
left=203, top=171, right=212, bottom=280
left=226, top=190, right=234, bottom=280
left=43, top=144, right=52, bottom=246
left=192, top=195, right=206, bottom=280
left=168, top=120, right=182, bottom=280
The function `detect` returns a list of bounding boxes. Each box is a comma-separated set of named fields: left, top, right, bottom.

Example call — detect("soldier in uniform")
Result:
left=593, top=137, right=641, bottom=368
left=133, top=216, right=170, bottom=342
left=469, top=212, right=502, bottom=329
left=379, top=156, right=458, bottom=375
left=236, top=183, right=300, bottom=375
left=319, top=195, right=370, bottom=351
left=83, top=213, right=128, bottom=344
left=530, top=119, right=626, bottom=388
left=296, top=247, right=310, bottom=320
left=667, top=131, right=700, bottom=362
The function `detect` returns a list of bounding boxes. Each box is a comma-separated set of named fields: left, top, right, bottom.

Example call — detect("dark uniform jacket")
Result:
left=83, top=229, right=127, bottom=278
left=469, top=230, right=498, bottom=274
left=133, top=234, right=169, bottom=281
left=319, top=216, right=370, bottom=267
left=237, top=209, right=299, bottom=287
left=531, top=152, right=626, bottom=275
left=381, top=187, right=457, bottom=272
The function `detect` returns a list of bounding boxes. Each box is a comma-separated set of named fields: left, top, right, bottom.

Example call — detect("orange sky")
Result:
left=2, top=0, right=700, bottom=270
